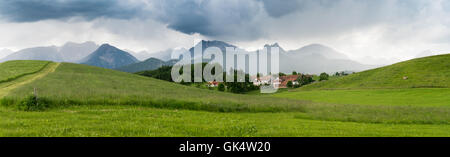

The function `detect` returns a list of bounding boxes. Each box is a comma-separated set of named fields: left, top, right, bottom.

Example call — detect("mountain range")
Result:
left=1, top=40, right=383, bottom=74
left=175, top=40, right=377, bottom=74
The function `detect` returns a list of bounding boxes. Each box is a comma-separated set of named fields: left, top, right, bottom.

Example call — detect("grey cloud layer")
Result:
left=0, top=0, right=449, bottom=43
left=0, top=0, right=143, bottom=22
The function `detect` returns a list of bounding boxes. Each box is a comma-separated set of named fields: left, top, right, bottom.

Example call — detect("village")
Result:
left=206, top=72, right=329, bottom=90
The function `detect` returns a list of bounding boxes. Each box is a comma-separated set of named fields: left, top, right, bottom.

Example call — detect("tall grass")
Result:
left=1, top=62, right=448, bottom=125
left=0, top=60, right=50, bottom=83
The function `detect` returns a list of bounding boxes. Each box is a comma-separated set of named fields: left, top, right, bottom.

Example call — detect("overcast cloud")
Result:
left=0, top=0, right=449, bottom=63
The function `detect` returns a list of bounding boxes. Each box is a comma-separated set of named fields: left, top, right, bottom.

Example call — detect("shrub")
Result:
left=287, top=81, right=293, bottom=88
left=319, top=72, right=329, bottom=81
left=298, top=74, right=314, bottom=86
left=17, top=95, right=49, bottom=111
left=218, top=83, right=225, bottom=91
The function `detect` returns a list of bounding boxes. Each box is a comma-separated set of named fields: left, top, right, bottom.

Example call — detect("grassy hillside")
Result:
left=0, top=60, right=448, bottom=136
left=0, top=60, right=50, bottom=83
left=301, top=54, right=450, bottom=90
left=275, top=54, right=450, bottom=113
left=2, top=62, right=308, bottom=112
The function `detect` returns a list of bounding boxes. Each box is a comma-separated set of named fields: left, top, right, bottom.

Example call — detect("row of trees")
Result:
left=286, top=74, right=315, bottom=88
left=138, top=65, right=338, bottom=92
left=286, top=71, right=330, bottom=88
left=137, top=63, right=258, bottom=94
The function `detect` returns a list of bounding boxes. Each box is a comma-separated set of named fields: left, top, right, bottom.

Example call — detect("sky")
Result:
left=0, top=0, right=449, bottom=64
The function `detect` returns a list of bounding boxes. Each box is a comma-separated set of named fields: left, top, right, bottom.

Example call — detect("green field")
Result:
left=275, top=88, right=450, bottom=107
left=0, top=55, right=449, bottom=136
left=1, top=105, right=448, bottom=137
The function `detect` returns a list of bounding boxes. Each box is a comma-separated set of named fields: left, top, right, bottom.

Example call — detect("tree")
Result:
left=218, top=83, right=225, bottom=91
left=292, top=71, right=297, bottom=75
left=224, top=70, right=258, bottom=94
left=287, top=81, right=293, bottom=88
left=319, top=72, right=329, bottom=81
left=297, top=74, right=314, bottom=86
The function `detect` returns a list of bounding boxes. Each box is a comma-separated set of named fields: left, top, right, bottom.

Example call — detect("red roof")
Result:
left=207, top=81, right=219, bottom=86
left=279, top=75, right=300, bottom=88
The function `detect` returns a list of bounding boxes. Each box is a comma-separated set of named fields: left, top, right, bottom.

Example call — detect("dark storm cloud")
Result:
left=152, top=0, right=263, bottom=38
left=258, top=0, right=338, bottom=18
left=152, top=1, right=212, bottom=35
left=0, top=0, right=142, bottom=22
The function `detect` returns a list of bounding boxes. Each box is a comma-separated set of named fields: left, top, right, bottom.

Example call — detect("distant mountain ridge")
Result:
left=116, top=57, right=178, bottom=73
left=81, top=44, right=138, bottom=69
left=172, top=40, right=376, bottom=74
left=0, top=46, right=63, bottom=62
left=287, top=43, right=349, bottom=60
left=0, top=41, right=98, bottom=63
left=275, top=43, right=377, bottom=74
left=149, top=48, right=189, bottom=61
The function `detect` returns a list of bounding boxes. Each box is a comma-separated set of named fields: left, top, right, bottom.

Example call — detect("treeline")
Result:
left=136, top=63, right=258, bottom=94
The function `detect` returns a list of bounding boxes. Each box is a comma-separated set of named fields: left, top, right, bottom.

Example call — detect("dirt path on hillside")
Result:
left=0, top=62, right=60, bottom=98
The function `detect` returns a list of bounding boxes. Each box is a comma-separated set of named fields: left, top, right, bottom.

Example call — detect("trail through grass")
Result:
left=0, top=60, right=50, bottom=83
left=0, top=62, right=60, bottom=98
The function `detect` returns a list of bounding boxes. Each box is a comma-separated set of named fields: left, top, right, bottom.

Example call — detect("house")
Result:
left=251, top=75, right=271, bottom=86
left=279, top=75, right=300, bottom=88
left=251, top=75, right=280, bottom=87
left=207, top=81, right=219, bottom=87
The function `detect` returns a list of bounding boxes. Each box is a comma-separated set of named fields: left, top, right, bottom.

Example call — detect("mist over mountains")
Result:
left=278, top=43, right=377, bottom=74
left=178, top=40, right=377, bottom=74
left=0, top=41, right=98, bottom=63
left=1, top=40, right=388, bottom=74
left=59, top=42, right=99, bottom=62
left=127, top=48, right=189, bottom=62
left=0, top=49, right=14, bottom=60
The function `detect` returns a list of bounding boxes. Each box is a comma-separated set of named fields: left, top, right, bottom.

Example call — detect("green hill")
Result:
left=302, top=54, right=450, bottom=90
left=0, top=60, right=50, bottom=83
left=2, top=62, right=306, bottom=112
